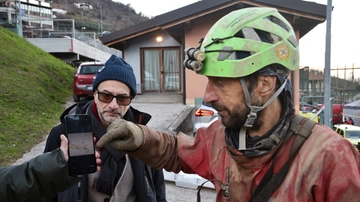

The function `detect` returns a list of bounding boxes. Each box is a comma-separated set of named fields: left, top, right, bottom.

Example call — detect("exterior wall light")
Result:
left=156, top=36, right=163, bottom=43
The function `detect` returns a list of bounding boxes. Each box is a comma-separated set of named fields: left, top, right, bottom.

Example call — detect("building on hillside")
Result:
left=300, top=66, right=360, bottom=104
left=0, top=0, right=53, bottom=37
left=74, top=3, right=92, bottom=10
left=300, top=68, right=325, bottom=96
left=52, top=7, right=67, bottom=18
left=299, top=67, right=325, bottom=104
left=0, top=0, right=18, bottom=32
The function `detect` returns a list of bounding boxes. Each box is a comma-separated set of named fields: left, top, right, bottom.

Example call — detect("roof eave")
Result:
left=100, top=0, right=327, bottom=47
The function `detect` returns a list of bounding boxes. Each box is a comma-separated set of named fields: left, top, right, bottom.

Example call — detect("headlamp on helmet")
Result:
left=183, top=47, right=206, bottom=72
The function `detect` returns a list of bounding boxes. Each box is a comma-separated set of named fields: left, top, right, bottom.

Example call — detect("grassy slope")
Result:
left=0, top=27, right=76, bottom=166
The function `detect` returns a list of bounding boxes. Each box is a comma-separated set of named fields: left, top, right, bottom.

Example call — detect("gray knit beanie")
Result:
left=93, top=54, right=137, bottom=97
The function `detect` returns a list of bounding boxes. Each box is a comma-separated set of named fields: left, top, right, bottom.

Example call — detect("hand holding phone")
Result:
left=64, top=114, right=97, bottom=176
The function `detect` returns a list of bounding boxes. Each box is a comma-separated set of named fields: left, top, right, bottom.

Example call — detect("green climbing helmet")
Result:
left=197, top=7, right=299, bottom=78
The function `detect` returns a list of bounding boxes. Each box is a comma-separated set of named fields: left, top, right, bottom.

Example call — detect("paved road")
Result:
left=13, top=95, right=217, bottom=201
left=165, top=181, right=216, bottom=202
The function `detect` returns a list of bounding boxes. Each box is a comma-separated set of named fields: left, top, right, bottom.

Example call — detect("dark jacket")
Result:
left=0, top=149, right=81, bottom=202
left=44, top=100, right=167, bottom=202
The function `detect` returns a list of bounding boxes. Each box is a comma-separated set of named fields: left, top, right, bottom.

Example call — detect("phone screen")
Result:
left=65, top=114, right=96, bottom=176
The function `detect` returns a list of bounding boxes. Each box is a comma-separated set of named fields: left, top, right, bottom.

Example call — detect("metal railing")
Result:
left=1, top=18, right=122, bottom=57
left=300, top=96, right=335, bottom=127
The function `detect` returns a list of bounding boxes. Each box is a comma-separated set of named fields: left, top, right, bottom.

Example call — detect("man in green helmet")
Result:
left=96, top=7, right=360, bottom=201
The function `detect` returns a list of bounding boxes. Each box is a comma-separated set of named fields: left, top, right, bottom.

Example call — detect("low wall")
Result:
left=167, top=106, right=195, bottom=136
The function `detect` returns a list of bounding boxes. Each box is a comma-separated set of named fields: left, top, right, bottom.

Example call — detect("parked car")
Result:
left=333, top=124, right=360, bottom=151
left=98, top=31, right=112, bottom=37
left=72, top=61, right=104, bottom=102
left=144, top=71, right=159, bottom=90
left=299, top=103, right=344, bottom=125
left=165, top=75, right=179, bottom=89
left=193, top=101, right=220, bottom=135
left=299, top=111, right=319, bottom=123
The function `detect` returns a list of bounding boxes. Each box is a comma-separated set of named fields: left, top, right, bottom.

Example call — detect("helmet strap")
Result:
left=238, top=126, right=247, bottom=150
left=240, top=78, right=288, bottom=128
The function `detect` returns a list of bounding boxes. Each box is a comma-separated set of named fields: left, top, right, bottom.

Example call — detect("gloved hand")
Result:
left=96, top=119, right=144, bottom=151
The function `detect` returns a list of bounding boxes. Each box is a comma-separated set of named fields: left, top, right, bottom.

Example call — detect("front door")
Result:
left=142, top=48, right=181, bottom=93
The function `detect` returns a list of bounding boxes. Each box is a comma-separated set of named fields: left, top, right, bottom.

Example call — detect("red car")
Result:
left=72, top=61, right=104, bottom=102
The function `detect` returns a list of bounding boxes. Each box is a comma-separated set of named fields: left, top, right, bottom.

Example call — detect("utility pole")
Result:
left=100, top=4, right=103, bottom=33
left=324, top=0, right=332, bottom=127
left=17, top=0, right=23, bottom=37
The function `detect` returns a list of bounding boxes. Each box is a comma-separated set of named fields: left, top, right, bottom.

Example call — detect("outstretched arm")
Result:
left=0, top=135, right=101, bottom=202
left=97, top=119, right=181, bottom=171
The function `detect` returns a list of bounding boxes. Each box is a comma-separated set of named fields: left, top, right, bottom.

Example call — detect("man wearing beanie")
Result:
left=44, top=54, right=167, bottom=202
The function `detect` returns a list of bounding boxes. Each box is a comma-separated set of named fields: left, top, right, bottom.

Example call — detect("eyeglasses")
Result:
left=96, top=90, right=133, bottom=106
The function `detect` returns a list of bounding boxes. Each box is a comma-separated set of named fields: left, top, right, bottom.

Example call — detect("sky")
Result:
left=115, top=0, right=360, bottom=79
left=299, top=0, right=360, bottom=79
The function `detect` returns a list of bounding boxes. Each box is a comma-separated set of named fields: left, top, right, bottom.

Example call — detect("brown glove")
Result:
left=96, top=119, right=144, bottom=151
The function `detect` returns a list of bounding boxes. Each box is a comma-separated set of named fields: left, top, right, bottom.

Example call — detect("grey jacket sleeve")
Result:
left=0, top=149, right=82, bottom=202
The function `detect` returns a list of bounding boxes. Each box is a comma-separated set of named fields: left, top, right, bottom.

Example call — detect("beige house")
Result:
left=100, top=0, right=327, bottom=111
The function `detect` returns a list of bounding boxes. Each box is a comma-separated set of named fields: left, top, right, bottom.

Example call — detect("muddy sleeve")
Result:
left=126, top=125, right=183, bottom=172
left=0, top=149, right=81, bottom=202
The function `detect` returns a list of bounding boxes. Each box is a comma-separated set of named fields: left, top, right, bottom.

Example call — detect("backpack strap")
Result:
left=288, top=115, right=315, bottom=156
left=250, top=115, right=316, bottom=202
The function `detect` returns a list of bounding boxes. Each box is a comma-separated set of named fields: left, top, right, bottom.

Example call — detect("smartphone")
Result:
left=64, top=114, right=97, bottom=176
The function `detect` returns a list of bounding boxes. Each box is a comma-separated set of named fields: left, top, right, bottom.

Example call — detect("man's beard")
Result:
left=100, top=110, right=123, bottom=125
left=212, top=102, right=263, bottom=131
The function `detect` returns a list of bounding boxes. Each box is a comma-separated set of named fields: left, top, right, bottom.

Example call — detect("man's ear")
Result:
left=258, top=75, right=277, bottom=96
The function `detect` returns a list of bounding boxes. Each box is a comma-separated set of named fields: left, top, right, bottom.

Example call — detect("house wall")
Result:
left=123, top=30, right=181, bottom=94
left=184, top=12, right=226, bottom=105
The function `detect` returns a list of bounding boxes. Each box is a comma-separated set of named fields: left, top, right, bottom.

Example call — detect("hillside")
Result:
left=0, top=26, right=76, bottom=166
left=51, top=0, right=150, bottom=33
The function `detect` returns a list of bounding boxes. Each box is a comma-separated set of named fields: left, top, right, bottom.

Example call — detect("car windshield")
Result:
left=346, top=130, right=360, bottom=138
left=80, top=65, right=103, bottom=74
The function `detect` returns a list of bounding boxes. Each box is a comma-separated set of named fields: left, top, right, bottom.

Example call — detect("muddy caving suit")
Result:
left=127, top=114, right=360, bottom=201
